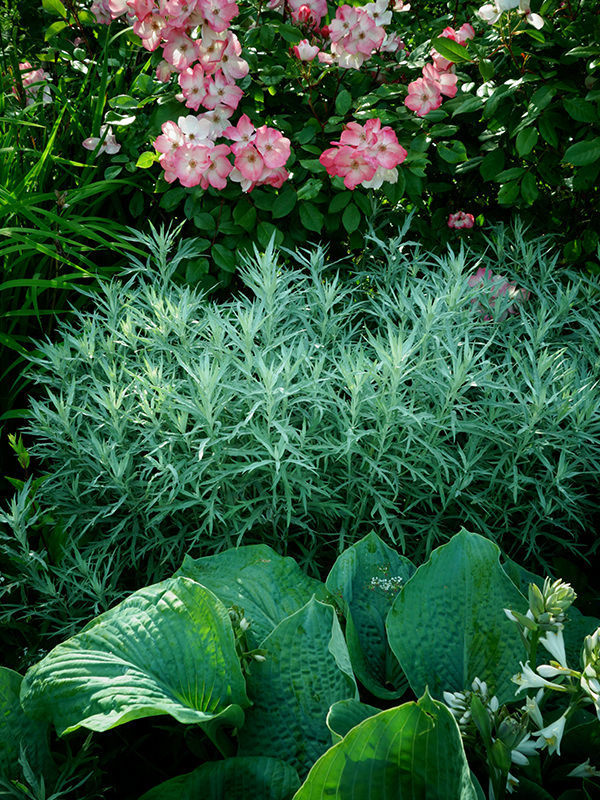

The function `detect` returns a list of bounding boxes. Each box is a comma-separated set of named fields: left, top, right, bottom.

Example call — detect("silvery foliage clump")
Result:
left=1, top=221, right=599, bottom=637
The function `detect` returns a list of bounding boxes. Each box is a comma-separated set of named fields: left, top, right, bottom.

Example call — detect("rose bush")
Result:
left=38, top=1, right=600, bottom=282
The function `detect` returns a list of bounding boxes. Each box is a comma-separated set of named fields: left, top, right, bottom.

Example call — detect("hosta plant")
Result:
left=3, top=530, right=600, bottom=798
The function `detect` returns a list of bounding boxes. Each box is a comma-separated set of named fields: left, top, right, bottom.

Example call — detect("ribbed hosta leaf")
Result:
left=20, top=578, right=249, bottom=735
left=326, top=699, right=380, bottom=744
left=294, top=691, right=477, bottom=799
left=0, top=668, right=53, bottom=779
left=237, top=597, right=357, bottom=776
left=175, top=544, right=329, bottom=647
left=326, top=531, right=415, bottom=698
left=139, top=757, right=300, bottom=800
left=387, top=529, right=525, bottom=703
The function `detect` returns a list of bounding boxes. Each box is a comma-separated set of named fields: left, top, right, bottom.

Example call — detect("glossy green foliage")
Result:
left=326, top=531, right=415, bottom=698
left=138, top=757, right=300, bottom=800
left=20, top=578, right=249, bottom=735
left=176, top=544, right=330, bottom=648
left=0, top=667, right=53, bottom=780
left=237, top=598, right=357, bottom=776
left=294, top=691, right=478, bottom=800
left=387, top=530, right=525, bottom=703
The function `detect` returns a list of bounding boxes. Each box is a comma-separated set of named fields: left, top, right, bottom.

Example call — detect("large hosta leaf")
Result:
left=387, top=529, right=525, bottom=703
left=326, top=699, right=380, bottom=744
left=293, top=691, right=478, bottom=799
left=175, top=544, right=329, bottom=647
left=20, top=578, right=249, bottom=735
left=139, top=756, right=300, bottom=800
left=237, top=597, right=357, bottom=777
left=326, top=531, right=415, bottom=698
left=0, top=668, right=53, bottom=779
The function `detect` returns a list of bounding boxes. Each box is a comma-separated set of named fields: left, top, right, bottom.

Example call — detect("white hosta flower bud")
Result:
left=539, top=629, right=568, bottom=668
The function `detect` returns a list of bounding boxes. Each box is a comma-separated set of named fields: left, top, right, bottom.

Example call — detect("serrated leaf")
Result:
left=139, top=757, right=300, bottom=800
left=237, top=598, right=357, bottom=776
left=478, top=59, right=494, bottom=82
left=520, top=172, right=539, bottom=204
left=432, top=37, right=472, bottom=64
left=494, top=167, right=526, bottom=183
left=451, top=95, right=484, bottom=116
left=342, top=203, right=361, bottom=234
left=256, top=222, right=284, bottom=248
left=516, top=127, right=538, bottom=157
left=44, top=19, right=68, bottom=39
left=563, top=138, right=600, bottom=167
left=299, top=202, right=324, bottom=233
left=294, top=691, right=478, bottom=799
left=271, top=187, right=297, bottom=218
left=175, top=544, right=329, bottom=649
left=386, top=530, right=526, bottom=703
left=20, top=578, right=250, bottom=735
left=479, top=149, right=505, bottom=181
left=437, top=141, right=468, bottom=164
left=335, top=89, right=352, bottom=116
left=42, top=0, right=67, bottom=17
left=328, top=191, right=352, bottom=213
left=0, top=668, right=53, bottom=780
left=326, top=532, right=414, bottom=699
left=136, top=151, right=157, bottom=168
left=212, top=243, right=237, bottom=272
left=233, top=199, right=257, bottom=232
left=563, top=98, right=597, bottom=123
left=528, top=85, right=555, bottom=115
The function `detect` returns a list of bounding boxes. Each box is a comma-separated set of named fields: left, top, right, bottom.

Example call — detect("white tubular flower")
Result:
left=533, top=712, right=568, bottom=755
left=567, top=759, right=600, bottom=778
left=513, top=661, right=559, bottom=694
left=506, top=772, right=519, bottom=793
left=540, top=629, right=568, bottom=668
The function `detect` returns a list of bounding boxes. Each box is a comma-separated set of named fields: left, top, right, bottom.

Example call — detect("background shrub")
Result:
left=1, top=221, right=599, bottom=652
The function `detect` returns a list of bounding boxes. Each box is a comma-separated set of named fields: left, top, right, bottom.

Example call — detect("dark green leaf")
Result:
left=335, top=89, right=353, bottom=116
left=271, top=187, right=297, bottom=219
left=563, top=98, right=597, bottom=123
left=479, top=59, right=494, bottom=82
left=42, top=0, right=67, bottom=17
left=432, top=37, right=472, bottom=64
left=520, top=172, right=539, bottom=205
left=139, top=757, right=300, bottom=800
left=480, top=150, right=505, bottom=181
left=437, top=141, right=468, bottom=164
left=516, top=128, right=538, bottom=157
left=212, top=244, right=237, bottom=273
left=328, top=191, right=352, bottom=213
left=563, top=139, right=600, bottom=167
left=342, top=203, right=361, bottom=234
left=497, top=180, right=520, bottom=205
left=387, top=530, right=526, bottom=703
left=299, top=202, right=324, bottom=233
left=257, top=222, right=284, bottom=248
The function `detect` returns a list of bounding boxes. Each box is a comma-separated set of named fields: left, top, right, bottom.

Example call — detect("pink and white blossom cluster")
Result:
left=153, top=112, right=291, bottom=191
left=287, top=1, right=405, bottom=69
left=448, top=211, right=475, bottom=229
left=477, top=0, right=543, bottom=30
left=319, top=118, right=407, bottom=190
left=404, top=24, right=474, bottom=117
left=13, top=62, right=52, bottom=106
